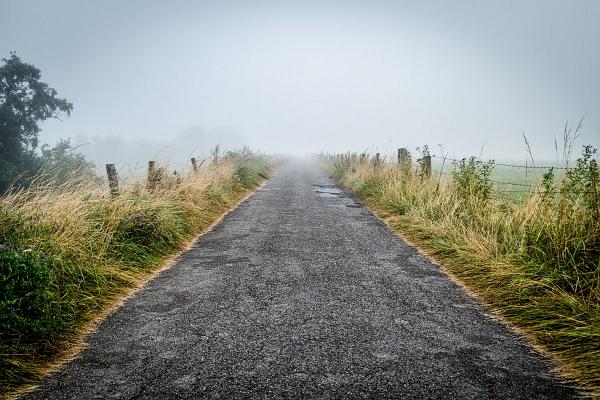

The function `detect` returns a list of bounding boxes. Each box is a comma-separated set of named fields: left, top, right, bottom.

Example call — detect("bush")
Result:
left=38, top=139, right=96, bottom=184
left=562, top=145, right=600, bottom=215
left=0, top=246, right=56, bottom=337
left=451, top=157, right=494, bottom=202
left=416, top=145, right=431, bottom=178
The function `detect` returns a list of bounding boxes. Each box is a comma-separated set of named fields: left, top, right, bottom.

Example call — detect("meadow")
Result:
left=322, top=146, right=599, bottom=396
left=0, top=151, right=272, bottom=394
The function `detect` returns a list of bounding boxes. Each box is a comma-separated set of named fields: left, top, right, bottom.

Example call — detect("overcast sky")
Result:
left=1, top=0, right=599, bottom=165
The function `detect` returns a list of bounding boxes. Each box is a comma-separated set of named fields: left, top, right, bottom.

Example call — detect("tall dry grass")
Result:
left=0, top=154, right=271, bottom=393
left=323, top=150, right=599, bottom=396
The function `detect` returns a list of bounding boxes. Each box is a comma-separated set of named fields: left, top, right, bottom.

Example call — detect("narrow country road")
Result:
left=24, top=160, right=578, bottom=399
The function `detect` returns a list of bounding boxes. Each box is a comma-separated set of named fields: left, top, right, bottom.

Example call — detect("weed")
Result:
left=451, top=157, right=494, bottom=203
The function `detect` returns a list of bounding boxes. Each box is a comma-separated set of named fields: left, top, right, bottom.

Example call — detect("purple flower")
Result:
left=1, top=244, right=8, bottom=252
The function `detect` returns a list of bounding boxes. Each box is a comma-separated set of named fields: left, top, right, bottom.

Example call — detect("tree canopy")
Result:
left=0, top=52, right=74, bottom=190
left=39, top=138, right=95, bottom=183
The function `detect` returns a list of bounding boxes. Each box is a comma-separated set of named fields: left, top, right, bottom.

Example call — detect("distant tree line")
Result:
left=0, top=52, right=93, bottom=192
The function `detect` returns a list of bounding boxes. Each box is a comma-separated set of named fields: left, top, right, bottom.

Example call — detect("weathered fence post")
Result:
left=211, top=144, right=220, bottom=165
left=374, top=152, right=381, bottom=167
left=106, top=164, right=119, bottom=196
left=148, top=160, right=158, bottom=190
left=191, top=157, right=198, bottom=172
left=398, top=148, right=409, bottom=163
left=423, top=155, right=432, bottom=177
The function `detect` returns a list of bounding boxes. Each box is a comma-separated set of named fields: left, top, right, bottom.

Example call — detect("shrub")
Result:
left=561, top=145, right=600, bottom=215
left=451, top=157, right=494, bottom=202
left=416, top=145, right=431, bottom=178
left=0, top=246, right=56, bottom=337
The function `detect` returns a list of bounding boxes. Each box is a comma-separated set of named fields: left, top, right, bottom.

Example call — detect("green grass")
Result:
left=0, top=153, right=272, bottom=396
left=322, top=150, right=599, bottom=397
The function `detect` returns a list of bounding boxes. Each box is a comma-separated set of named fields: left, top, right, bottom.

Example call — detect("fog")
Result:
left=2, top=0, right=599, bottom=167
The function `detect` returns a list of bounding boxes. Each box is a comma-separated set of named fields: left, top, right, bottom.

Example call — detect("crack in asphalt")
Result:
left=22, top=159, right=580, bottom=399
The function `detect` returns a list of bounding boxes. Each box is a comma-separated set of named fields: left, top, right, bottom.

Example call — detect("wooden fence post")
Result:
left=423, top=155, right=432, bottom=177
left=191, top=157, right=198, bottom=172
left=398, top=148, right=409, bottom=163
left=106, top=164, right=119, bottom=196
left=148, top=160, right=158, bottom=190
left=374, top=152, right=381, bottom=167
left=211, top=144, right=220, bottom=165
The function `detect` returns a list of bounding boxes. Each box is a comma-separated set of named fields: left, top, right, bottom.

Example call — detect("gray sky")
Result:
left=1, top=0, right=599, bottom=165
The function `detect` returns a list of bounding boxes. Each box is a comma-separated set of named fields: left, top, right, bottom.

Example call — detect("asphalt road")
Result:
left=24, top=159, right=579, bottom=399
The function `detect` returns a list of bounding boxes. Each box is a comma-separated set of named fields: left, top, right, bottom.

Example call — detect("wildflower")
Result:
left=1, top=244, right=8, bottom=252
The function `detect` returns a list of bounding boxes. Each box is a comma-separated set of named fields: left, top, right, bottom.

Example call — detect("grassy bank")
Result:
left=0, top=152, right=272, bottom=395
left=322, top=149, right=599, bottom=396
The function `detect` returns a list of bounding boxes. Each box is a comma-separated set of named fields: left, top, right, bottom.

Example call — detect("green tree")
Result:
left=39, top=139, right=95, bottom=183
left=0, top=52, right=73, bottom=191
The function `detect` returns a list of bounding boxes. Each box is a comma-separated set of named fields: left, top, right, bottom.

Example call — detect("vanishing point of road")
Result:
left=24, top=160, right=578, bottom=399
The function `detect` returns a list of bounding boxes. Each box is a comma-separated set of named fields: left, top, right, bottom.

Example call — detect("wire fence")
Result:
left=327, top=148, right=597, bottom=200
left=430, top=155, right=572, bottom=170
left=429, top=170, right=533, bottom=196
left=425, top=154, right=574, bottom=196
left=333, top=151, right=575, bottom=197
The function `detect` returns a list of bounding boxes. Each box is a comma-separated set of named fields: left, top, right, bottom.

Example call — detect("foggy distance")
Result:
left=1, top=0, right=599, bottom=167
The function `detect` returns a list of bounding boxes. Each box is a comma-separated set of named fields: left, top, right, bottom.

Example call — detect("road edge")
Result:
left=8, top=173, right=276, bottom=400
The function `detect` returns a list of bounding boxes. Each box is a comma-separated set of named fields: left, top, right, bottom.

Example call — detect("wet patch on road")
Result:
left=314, top=185, right=344, bottom=198
left=346, top=203, right=362, bottom=208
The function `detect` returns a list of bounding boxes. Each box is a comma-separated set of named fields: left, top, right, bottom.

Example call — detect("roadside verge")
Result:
left=0, top=154, right=274, bottom=398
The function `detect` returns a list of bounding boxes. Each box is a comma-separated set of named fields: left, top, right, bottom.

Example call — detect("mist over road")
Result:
left=25, top=160, right=577, bottom=399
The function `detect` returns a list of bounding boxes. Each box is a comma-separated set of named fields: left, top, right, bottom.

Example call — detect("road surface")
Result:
left=24, top=160, right=578, bottom=399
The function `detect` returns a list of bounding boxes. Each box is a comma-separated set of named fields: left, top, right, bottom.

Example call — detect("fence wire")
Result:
left=430, top=155, right=571, bottom=170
